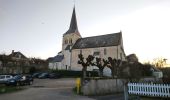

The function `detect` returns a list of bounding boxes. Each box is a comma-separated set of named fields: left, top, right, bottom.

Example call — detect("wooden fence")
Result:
left=128, top=83, right=170, bottom=98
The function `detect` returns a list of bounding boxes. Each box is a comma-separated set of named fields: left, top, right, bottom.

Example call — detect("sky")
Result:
left=0, top=0, right=170, bottom=63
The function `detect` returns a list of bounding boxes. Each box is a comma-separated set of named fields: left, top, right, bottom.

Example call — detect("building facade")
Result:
left=0, top=50, right=30, bottom=74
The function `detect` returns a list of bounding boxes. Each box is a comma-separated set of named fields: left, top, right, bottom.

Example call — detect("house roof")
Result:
left=9, top=52, right=27, bottom=59
left=46, top=57, right=54, bottom=62
left=64, top=7, right=81, bottom=37
left=151, top=66, right=161, bottom=72
left=72, top=32, right=122, bottom=49
left=51, top=55, right=64, bottom=62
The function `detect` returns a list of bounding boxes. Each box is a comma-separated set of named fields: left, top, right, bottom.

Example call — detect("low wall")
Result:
left=81, top=78, right=124, bottom=95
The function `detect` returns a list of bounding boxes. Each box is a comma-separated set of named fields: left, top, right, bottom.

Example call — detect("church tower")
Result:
left=62, top=7, right=81, bottom=69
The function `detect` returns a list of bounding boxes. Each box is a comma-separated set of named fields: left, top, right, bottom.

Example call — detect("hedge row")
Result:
left=51, top=70, right=98, bottom=78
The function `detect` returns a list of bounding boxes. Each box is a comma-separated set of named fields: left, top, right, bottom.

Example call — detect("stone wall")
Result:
left=81, top=78, right=124, bottom=95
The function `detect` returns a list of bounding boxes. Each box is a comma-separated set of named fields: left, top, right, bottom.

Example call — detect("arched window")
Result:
left=65, top=39, right=68, bottom=44
left=69, top=38, right=72, bottom=43
left=70, top=39, right=72, bottom=43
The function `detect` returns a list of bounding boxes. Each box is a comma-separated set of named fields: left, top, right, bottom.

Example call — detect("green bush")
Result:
left=0, top=86, right=23, bottom=94
left=51, top=70, right=98, bottom=78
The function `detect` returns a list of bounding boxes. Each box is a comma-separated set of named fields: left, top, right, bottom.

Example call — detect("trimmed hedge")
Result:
left=51, top=70, right=98, bottom=78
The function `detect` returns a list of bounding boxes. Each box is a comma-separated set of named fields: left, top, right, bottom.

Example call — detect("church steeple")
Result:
left=64, top=7, right=81, bottom=37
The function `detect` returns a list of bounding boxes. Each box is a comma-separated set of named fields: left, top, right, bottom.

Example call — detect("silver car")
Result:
left=0, top=75, right=13, bottom=84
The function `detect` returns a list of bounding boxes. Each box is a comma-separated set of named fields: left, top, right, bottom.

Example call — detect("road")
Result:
left=0, top=78, right=124, bottom=100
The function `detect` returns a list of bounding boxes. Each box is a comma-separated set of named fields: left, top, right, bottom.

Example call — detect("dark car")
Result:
left=32, top=72, right=42, bottom=78
left=6, top=75, right=33, bottom=86
left=38, top=73, right=49, bottom=79
left=6, top=75, right=22, bottom=86
left=49, top=73, right=61, bottom=79
left=24, top=75, right=34, bottom=85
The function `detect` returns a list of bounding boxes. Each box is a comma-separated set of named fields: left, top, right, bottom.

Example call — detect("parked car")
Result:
left=49, top=73, right=61, bottom=79
left=32, top=72, right=42, bottom=78
left=6, top=75, right=33, bottom=86
left=23, top=75, right=34, bottom=85
left=38, top=73, right=49, bottom=79
left=0, top=75, right=13, bottom=84
left=6, top=75, right=22, bottom=86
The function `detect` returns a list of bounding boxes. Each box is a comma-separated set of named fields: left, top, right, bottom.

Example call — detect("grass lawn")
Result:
left=0, top=85, right=24, bottom=94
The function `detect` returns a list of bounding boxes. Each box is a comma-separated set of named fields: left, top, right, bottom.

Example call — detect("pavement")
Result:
left=0, top=78, right=124, bottom=100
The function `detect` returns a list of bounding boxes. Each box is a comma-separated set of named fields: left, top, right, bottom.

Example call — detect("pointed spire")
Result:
left=69, top=7, right=78, bottom=32
left=64, top=6, right=81, bottom=37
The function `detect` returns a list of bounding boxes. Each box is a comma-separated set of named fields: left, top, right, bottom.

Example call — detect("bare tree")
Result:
left=90, top=57, right=108, bottom=77
left=153, top=57, right=167, bottom=68
left=78, top=54, right=94, bottom=78
left=106, top=57, right=122, bottom=78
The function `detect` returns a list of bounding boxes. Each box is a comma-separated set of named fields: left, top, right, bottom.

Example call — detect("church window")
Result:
left=65, top=39, right=68, bottom=44
left=93, top=51, right=100, bottom=56
left=69, top=38, right=72, bottom=43
left=104, top=48, right=107, bottom=55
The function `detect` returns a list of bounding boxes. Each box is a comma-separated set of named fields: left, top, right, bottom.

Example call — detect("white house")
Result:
left=48, top=52, right=64, bottom=70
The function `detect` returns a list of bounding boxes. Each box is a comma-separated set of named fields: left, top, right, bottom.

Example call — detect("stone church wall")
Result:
left=71, top=45, right=126, bottom=71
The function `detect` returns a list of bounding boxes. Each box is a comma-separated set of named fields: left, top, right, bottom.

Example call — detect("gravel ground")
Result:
left=0, top=78, right=124, bottom=100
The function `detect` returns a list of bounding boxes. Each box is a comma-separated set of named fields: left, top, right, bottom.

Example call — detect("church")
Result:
left=49, top=7, right=126, bottom=71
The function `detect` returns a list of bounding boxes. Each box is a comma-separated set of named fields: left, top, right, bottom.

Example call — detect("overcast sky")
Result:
left=0, top=0, right=170, bottom=63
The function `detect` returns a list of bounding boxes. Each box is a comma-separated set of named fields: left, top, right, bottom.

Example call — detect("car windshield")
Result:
left=0, top=75, right=5, bottom=79
left=6, top=76, right=11, bottom=78
left=33, top=73, right=39, bottom=75
left=13, top=75, right=22, bottom=79
left=42, top=73, right=47, bottom=75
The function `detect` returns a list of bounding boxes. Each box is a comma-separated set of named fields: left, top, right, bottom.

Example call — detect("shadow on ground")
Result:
left=88, top=93, right=124, bottom=100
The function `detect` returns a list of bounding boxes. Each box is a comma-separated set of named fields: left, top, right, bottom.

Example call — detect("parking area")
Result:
left=32, top=78, right=75, bottom=88
left=0, top=78, right=124, bottom=100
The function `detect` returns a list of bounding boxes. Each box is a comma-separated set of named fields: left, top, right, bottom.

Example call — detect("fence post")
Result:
left=124, top=81, right=128, bottom=100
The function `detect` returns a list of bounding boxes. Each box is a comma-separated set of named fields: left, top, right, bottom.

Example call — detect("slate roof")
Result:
left=51, top=55, right=64, bottom=62
left=46, top=57, right=54, bottom=62
left=72, top=32, right=122, bottom=49
left=151, top=66, right=162, bottom=72
left=9, top=52, right=27, bottom=59
left=65, top=45, right=71, bottom=50
left=64, top=7, right=81, bottom=36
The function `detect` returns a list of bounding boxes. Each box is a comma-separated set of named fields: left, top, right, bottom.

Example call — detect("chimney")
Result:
left=12, top=50, right=14, bottom=54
